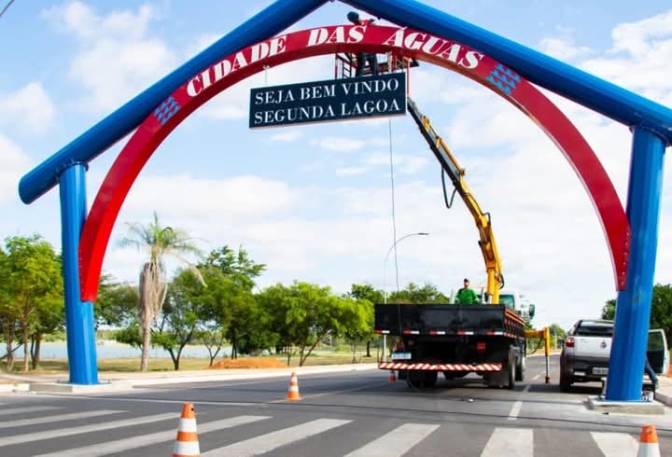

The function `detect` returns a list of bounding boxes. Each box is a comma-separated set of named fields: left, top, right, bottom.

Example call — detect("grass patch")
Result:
left=7, top=352, right=375, bottom=374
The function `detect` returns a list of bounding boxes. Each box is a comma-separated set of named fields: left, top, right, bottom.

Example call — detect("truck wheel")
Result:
left=422, top=371, right=438, bottom=388
left=406, top=372, right=424, bottom=389
left=515, top=356, right=525, bottom=382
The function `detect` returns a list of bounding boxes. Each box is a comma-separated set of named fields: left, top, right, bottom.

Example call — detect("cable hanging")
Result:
left=0, top=0, right=16, bottom=20
left=388, top=118, right=400, bottom=294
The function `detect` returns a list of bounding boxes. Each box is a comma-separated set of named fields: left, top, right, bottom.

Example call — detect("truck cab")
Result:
left=450, top=287, right=536, bottom=322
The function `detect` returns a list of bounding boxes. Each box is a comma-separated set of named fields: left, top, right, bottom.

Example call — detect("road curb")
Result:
left=654, top=390, right=672, bottom=407
left=0, top=383, right=30, bottom=393
left=7, top=363, right=381, bottom=391
left=126, top=363, right=380, bottom=386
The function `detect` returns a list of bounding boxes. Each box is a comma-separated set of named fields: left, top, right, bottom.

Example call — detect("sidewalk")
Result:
left=655, top=375, right=672, bottom=407
left=0, top=363, right=380, bottom=392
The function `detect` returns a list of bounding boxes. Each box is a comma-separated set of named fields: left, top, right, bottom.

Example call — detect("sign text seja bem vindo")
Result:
left=248, top=72, right=407, bottom=129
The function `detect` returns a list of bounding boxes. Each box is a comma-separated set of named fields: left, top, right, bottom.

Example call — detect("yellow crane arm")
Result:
left=406, top=97, right=504, bottom=304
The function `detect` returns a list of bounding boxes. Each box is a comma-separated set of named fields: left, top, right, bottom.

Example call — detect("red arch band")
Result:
left=79, top=24, right=630, bottom=301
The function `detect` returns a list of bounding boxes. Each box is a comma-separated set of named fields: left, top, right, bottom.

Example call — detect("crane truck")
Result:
left=332, top=50, right=550, bottom=389
left=374, top=97, right=542, bottom=389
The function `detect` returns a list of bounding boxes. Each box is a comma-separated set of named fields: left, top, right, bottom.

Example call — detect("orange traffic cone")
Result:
left=388, top=370, right=396, bottom=383
left=173, top=403, right=200, bottom=457
left=637, top=425, right=660, bottom=457
left=286, top=372, right=302, bottom=400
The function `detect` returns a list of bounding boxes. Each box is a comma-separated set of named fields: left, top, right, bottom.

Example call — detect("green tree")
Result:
left=96, top=273, right=138, bottom=329
left=0, top=245, right=20, bottom=370
left=341, top=296, right=374, bottom=362
left=196, top=324, right=227, bottom=367
left=259, top=281, right=345, bottom=366
left=197, top=246, right=266, bottom=359
left=601, top=300, right=615, bottom=320
left=603, top=284, right=672, bottom=342
left=120, top=211, right=204, bottom=372
left=152, top=270, right=201, bottom=370
left=200, top=246, right=266, bottom=290
left=191, top=269, right=229, bottom=365
left=347, top=283, right=384, bottom=358
left=30, top=286, right=64, bottom=369
left=3, top=235, right=62, bottom=372
left=113, top=324, right=142, bottom=349
left=388, top=282, right=448, bottom=303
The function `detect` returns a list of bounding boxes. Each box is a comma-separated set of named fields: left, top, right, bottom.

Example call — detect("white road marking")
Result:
left=344, top=423, right=440, bottom=457
left=201, top=418, right=351, bottom=456
left=481, top=427, right=533, bottom=457
left=507, top=384, right=531, bottom=420
left=0, top=409, right=121, bottom=429
left=50, top=396, right=256, bottom=407
left=33, top=415, right=271, bottom=457
left=591, top=432, right=639, bottom=457
left=0, top=412, right=177, bottom=447
left=0, top=405, right=61, bottom=416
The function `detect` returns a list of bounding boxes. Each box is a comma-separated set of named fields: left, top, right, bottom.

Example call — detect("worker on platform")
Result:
left=455, top=278, right=479, bottom=305
left=347, top=11, right=379, bottom=76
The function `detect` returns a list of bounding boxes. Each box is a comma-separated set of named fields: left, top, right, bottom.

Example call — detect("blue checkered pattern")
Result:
left=486, top=63, right=521, bottom=96
left=154, top=96, right=181, bottom=126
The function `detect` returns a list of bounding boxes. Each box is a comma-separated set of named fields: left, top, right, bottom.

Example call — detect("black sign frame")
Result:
left=249, top=72, right=407, bottom=129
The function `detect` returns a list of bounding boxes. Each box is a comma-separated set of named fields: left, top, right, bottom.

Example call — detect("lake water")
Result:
left=6, top=342, right=232, bottom=360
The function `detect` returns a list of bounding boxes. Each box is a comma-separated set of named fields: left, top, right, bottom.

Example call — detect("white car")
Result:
left=559, top=319, right=668, bottom=391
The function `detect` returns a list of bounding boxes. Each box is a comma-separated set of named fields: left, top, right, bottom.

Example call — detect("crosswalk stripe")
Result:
left=481, top=427, right=533, bottom=457
left=33, top=415, right=272, bottom=457
left=343, top=423, right=440, bottom=457
left=591, top=432, right=639, bottom=457
left=0, top=410, right=122, bottom=429
left=0, top=406, right=61, bottom=417
left=201, top=418, right=351, bottom=456
left=0, top=412, right=177, bottom=447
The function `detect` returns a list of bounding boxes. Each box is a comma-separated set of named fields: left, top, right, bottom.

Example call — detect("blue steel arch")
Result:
left=18, top=0, right=672, bottom=401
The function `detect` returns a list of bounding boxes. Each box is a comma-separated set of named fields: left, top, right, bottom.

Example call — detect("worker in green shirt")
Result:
left=455, top=278, right=480, bottom=304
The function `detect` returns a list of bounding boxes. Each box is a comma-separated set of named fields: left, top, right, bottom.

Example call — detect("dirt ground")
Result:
left=208, top=358, right=287, bottom=369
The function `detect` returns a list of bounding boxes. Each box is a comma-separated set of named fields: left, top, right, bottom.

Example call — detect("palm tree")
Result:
left=120, top=211, right=204, bottom=372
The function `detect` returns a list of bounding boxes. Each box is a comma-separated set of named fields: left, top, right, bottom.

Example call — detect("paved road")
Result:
left=1, top=355, right=672, bottom=456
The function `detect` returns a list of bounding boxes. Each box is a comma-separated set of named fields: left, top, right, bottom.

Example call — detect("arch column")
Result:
left=606, top=128, right=666, bottom=401
left=59, top=164, right=98, bottom=385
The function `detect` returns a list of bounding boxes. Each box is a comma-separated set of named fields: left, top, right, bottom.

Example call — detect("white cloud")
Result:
left=121, top=174, right=299, bottom=221
left=538, top=26, right=594, bottom=61
left=42, top=1, right=175, bottom=113
left=0, top=83, right=56, bottom=134
left=539, top=37, right=593, bottom=61
left=363, top=151, right=429, bottom=175
left=0, top=135, right=32, bottom=206
left=314, top=136, right=367, bottom=152
left=336, top=166, right=368, bottom=176
left=609, top=10, right=672, bottom=56
left=269, top=130, right=303, bottom=142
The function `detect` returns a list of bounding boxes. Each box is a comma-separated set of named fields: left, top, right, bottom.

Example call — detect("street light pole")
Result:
left=382, top=232, right=429, bottom=360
